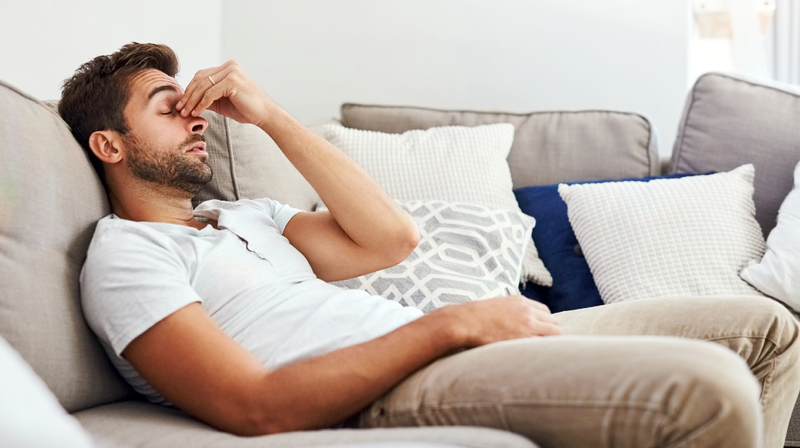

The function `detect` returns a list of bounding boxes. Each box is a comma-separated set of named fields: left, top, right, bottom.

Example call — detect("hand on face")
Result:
left=176, top=60, right=274, bottom=127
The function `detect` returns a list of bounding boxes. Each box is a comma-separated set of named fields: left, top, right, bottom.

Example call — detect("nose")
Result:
left=187, top=115, right=208, bottom=135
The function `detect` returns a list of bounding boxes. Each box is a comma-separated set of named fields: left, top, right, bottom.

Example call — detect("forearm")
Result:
left=237, top=309, right=465, bottom=435
left=259, top=106, right=417, bottom=255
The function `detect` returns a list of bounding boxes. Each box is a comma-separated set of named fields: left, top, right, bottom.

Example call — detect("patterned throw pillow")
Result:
left=557, top=165, right=766, bottom=304
left=321, top=123, right=552, bottom=288
left=333, top=201, right=534, bottom=313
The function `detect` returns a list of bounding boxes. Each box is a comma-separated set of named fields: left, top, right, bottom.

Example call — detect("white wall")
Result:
left=0, top=1, right=691, bottom=155
left=223, top=0, right=691, bottom=155
left=0, top=0, right=223, bottom=101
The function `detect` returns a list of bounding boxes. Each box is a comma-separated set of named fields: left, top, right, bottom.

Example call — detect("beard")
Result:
left=122, top=132, right=212, bottom=195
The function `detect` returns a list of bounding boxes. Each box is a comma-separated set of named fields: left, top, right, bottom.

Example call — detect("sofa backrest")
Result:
left=193, top=111, right=321, bottom=211
left=339, top=104, right=661, bottom=187
left=670, top=72, right=800, bottom=236
left=0, top=81, right=134, bottom=412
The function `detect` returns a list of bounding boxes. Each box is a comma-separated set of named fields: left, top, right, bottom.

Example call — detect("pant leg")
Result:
left=556, top=295, right=800, bottom=448
left=359, top=334, right=763, bottom=448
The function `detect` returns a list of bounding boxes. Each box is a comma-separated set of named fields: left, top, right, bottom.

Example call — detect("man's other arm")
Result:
left=178, top=61, right=419, bottom=281
left=122, top=296, right=561, bottom=436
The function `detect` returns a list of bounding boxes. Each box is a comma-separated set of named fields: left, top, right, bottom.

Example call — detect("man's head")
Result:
left=59, top=42, right=211, bottom=195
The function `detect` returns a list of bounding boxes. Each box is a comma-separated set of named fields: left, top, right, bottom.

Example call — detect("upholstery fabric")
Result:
left=75, top=401, right=538, bottom=448
left=0, top=80, right=133, bottom=412
left=334, top=201, right=533, bottom=312
left=321, top=123, right=551, bottom=287
left=740, top=161, right=800, bottom=310
left=340, top=104, right=660, bottom=188
left=193, top=111, right=322, bottom=211
left=558, top=165, right=766, bottom=304
left=670, top=72, right=800, bottom=235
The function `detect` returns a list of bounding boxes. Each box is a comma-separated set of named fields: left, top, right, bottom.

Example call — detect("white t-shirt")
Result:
left=80, top=198, right=423, bottom=405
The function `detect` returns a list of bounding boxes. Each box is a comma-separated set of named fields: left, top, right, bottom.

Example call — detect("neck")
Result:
left=107, top=177, right=204, bottom=229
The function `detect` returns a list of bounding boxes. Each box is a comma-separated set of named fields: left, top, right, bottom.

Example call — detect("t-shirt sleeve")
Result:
left=247, top=198, right=303, bottom=233
left=80, top=223, right=202, bottom=357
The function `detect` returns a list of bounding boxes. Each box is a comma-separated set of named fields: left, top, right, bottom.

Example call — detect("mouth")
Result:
left=186, top=141, right=208, bottom=157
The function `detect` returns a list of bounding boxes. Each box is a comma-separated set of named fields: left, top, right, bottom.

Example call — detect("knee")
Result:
left=663, top=341, right=763, bottom=447
left=738, top=296, right=800, bottom=359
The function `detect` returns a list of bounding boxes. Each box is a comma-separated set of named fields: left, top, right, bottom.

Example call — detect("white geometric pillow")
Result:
left=558, top=164, right=766, bottom=304
left=333, top=201, right=534, bottom=313
left=321, top=123, right=552, bottom=287
left=740, top=161, right=800, bottom=310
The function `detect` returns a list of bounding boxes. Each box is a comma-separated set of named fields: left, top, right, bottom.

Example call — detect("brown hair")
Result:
left=58, top=42, right=179, bottom=184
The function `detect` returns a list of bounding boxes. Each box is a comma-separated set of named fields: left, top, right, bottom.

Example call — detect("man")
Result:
left=59, top=43, right=799, bottom=448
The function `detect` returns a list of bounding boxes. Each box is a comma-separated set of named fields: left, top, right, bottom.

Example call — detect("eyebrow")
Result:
left=147, top=85, right=179, bottom=103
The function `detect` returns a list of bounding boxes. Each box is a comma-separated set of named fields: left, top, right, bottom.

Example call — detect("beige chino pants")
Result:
left=357, top=296, right=800, bottom=448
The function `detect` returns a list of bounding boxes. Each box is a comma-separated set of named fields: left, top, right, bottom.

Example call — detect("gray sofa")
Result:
left=0, top=71, right=798, bottom=447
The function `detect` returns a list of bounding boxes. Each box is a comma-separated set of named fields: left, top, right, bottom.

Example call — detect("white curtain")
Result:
left=767, top=0, right=800, bottom=84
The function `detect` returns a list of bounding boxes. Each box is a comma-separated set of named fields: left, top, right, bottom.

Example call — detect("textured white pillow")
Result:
left=740, top=161, right=800, bottom=309
left=334, top=201, right=533, bottom=313
left=0, top=337, right=95, bottom=448
left=321, top=123, right=552, bottom=287
left=558, top=164, right=766, bottom=304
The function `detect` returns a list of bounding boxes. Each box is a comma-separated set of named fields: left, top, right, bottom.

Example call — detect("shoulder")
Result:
left=87, top=215, right=181, bottom=261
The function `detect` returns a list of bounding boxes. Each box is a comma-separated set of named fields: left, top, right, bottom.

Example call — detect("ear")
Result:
left=88, top=131, right=124, bottom=164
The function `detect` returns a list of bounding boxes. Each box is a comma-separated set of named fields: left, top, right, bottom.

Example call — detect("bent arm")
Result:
left=178, top=61, right=419, bottom=281
left=122, top=297, right=560, bottom=436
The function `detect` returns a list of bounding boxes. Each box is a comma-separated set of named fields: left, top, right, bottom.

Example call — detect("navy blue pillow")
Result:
left=514, top=173, right=703, bottom=313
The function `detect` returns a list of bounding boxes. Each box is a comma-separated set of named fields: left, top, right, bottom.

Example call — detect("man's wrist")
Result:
left=422, top=306, right=474, bottom=351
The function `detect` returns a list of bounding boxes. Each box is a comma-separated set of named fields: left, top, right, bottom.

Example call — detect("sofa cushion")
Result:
left=192, top=111, right=321, bottom=211
left=75, top=401, right=538, bottom=448
left=670, top=72, right=800, bottom=235
left=0, top=80, right=133, bottom=411
left=340, top=104, right=660, bottom=188
left=558, top=165, right=766, bottom=304
left=334, top=201, right=534, bottom=313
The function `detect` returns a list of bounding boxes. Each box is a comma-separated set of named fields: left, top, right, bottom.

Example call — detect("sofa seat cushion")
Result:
left=74, top=401, right=537, bottom=448
left=339, top=104, right=660, bottom=189
left=0, top=80, right=133, bottom=412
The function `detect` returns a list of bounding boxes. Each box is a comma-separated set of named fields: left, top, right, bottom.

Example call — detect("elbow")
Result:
left=386, top=218, right=420, bottom=266
left=230, top=405, right=296, bottom=436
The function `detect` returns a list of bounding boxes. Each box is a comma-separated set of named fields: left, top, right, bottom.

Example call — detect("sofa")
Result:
left=0, top=70, right=798, bottom=447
